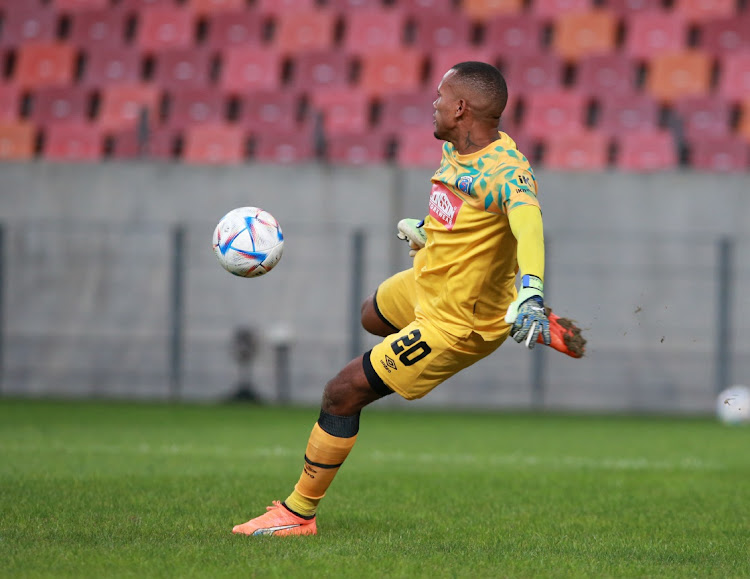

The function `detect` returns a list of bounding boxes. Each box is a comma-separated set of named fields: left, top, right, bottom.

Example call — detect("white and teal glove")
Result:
left=504, top=275, right=551, bottom=349
left=396, top=218, right=427, bottom=257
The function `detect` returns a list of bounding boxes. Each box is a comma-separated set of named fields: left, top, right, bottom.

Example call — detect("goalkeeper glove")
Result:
left=504, top=275, right=551, bottom=349
left=396, top=218, right=427, bottom=257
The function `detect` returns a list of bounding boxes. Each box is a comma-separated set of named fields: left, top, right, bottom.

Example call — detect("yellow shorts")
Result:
left=365, top=269, right=508, bottom=400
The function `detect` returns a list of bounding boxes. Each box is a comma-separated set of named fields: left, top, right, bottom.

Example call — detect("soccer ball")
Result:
left=715, top=385, right=750, bottom=425
left=212, top=207, right=284, bottom=278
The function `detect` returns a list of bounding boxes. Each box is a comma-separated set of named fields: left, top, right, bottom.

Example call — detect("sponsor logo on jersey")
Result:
left=517, top=174, right=530, bottom=186
left=429, top=183, right=463, bottom=231
left=456, top=175, right=474, bottom=195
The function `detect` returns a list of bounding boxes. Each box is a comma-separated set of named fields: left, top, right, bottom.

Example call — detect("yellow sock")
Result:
left=284, top=422, right=357, bottom=517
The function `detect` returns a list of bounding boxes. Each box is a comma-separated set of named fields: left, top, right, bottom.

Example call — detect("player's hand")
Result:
left=396, top=218, right=427, bottom=258
left=504, top=276, right=551, bottom=349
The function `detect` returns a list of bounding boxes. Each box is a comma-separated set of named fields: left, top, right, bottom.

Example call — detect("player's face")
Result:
left=433, top=70, right=459, bottom=141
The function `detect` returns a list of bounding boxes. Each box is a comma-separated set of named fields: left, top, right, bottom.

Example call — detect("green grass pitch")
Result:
left=1, top=399, right=749, bottom=578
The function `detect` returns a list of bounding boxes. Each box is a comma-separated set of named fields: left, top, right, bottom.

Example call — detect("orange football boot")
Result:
left=539, top=308, right=587, bottom=358
left=232, top=501, right=317, bottom=536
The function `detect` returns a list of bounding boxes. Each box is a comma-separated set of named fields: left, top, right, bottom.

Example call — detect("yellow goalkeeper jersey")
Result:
left=413, top=131, right=540, bottom=340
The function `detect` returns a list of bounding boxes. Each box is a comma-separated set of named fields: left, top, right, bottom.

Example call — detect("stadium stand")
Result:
left=605, top=0, right=663, bottom=15
left=698, top=17, right=750, bottom=56
left=218, top=47, right=283, bottom=94
left=672, top=0, right=736, bottom=22
left=552, top=10, right=618, bottom=62
left=0, top=85, right=21, bottom=121
left=236, top=90, right=300, bottom=134
left=615, top=130, right=678, bottom=171
left=255, top=0, right=317, bottom=15
left=596, top=94, right=660, bottom=136
left=97, top=84, right=161, bottom=130
left=183, top=123, right=245, bottom=164
left=0, top=4, right=58, bottom=48
left=395, top=128, right=443, bottom=167
left=14, top=42, right=76, bottom=90
left=186, top=0, right=247, bottom=16
left=289, top=51, right=353, bottom=93
left=646, top=50, right=712, bottom=104
left=203, top=11, right=265, bottom=51
left=309, top=88, right=371, bottom=135
left=502, top=53, right=565, bottom=94
left=410, top=11, right=473, bottom=52
left=134, top=6, right=195, bottom=52
left=531, top=0, right=592, bottom=21
left=461, top=0, right=524, bottom=21
left=575, top=54, right=639, bottom=98
left=740, top=100, right=750, bottom=144
left=0, top=122, right=36, bottom=160
left=521, top=91, right=589, bottom=139
left=717, top=52, right=750, bottom=103
left=163, top=88, right=226, bottom=129
left=68, top=10, right=129, bottom=49
left=376, top=91, right=435, bottom=139
left=671, top=97, right=732, bottom=140
left=482, top=15, right=544, bottom=57
left=108, top=126, right=178, bottom=159
left=29, top=86, right=92, bottom=125
left=80, top=47, right=143, bottom=88
left=358, top=50, right=425, bottom=98
left=253, top=128, right=315, bottom=164
left=623, top=12, right=689, bottom=60
left=272, top=10, right=337, bottom=55
left=42, top=122, right=103, bottom=161
left=325, top=133, right=389, bottom=165
left=340, top=9, right=407, bottom=56
left=688, top=137, right=748, bottom=172
left=394, top=0, right=456, bottom=13
left=544, top=132, right=610, bottom=171
left=151, top=48, right=213, bottom=90
left=52, top=0, right=109, bottom=11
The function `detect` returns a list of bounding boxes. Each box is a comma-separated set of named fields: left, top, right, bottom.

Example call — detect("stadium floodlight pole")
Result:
left=169, top=224, right=186, bottom=401
left=715, top=236, right=733, bottom=393
left=349, top=229, right=366, bottom=362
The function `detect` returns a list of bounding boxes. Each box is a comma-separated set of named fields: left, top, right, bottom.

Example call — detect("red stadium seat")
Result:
left=52, top=0, right=108, bottom=11
left=395, top=128, right=443, bottom=167
left=325, top=133, right=389, bottom=165
left=183, top=124, right=246, bottom=164
left=553, top=10, right=618, bottom=62
left=255, top=0, right=317, bottom=16
left=341, top=9, right=408, bottom=56
left=359, top=50, right=425, bottom=98
left=186, top=0, right=247, bottom=17
left=411, top=12, right=473, bottom=52
left=30, top=87, right=91, bottom=125
left=615, top=130, right=677, bottom=171
left=575, top=54, right=638, bottom=98
left=543, top=132, right=610, bottom=171
left=0, top=122, right=36, bottom=160
left=309, top=88, right=371, bottom=136
left=0, top=85, right=22, bottom=122
left=253, top=129, right=315, bottom=164
left=531, top=0, right=591, bottom=20
left=273, top=10, right=337, bottom=55
left=395, top=0, right=455, bottom=13
left=624, top=12, right=688, bottom=61
left=717, top=52, right=750, bottom=103
left=376, top=91, right=435, bottom=138
left=699, top=18, right=750, bottom=57
left=14, top=42, right=76, bottom=90
left=521, top=91, right=588, bottom=139
left=134, top=6, right=195, bottom=52
left=163, top=88, right=226, bottom=129
left=646, top=50, right=712, bottom=104
left=503, top=53, right=564, bottom=94
left=739, top=100, right=750, bottom=144
left=672, top=0, right=735, bottom=22
left=0, top=4, right=57, bottom=47
left=218, top=47, right=283, bottom=94
left=43, top=123, right=103, bottom=161
left=462, top=0, right=523, bottom=21
left=152, top=49, right=212, bottom=90
left=97, top=84, right=161, bottom=131
left=289, top=51, right=353, bottom=93
left=80, top=47, right=142, bottom=88
left=327, top=0, right=384, bottom=9
left=596, top=94, right=659, bottom=136
left=428, top=48, right=496, bottom=90
left=68, top=10, right=128, bottom=49
left=116, top=0, right=175, bottom=11
left=689, top=137, right=748, bottom=172
left=236, top=90, right=300, bottom=134
left=483, top=15, right=545, bottom=59
left=108, top=127, right=178, bottom=159
left=606, top=0, right=663, bottom=15
left=671, top=97, right=731, bottom=140
left=204, top=11, right=265, bottom=52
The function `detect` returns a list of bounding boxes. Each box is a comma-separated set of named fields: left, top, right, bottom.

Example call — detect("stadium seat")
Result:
left=68, top=10, right=128, bottom=49
left=553, top=10, right=617, bottom=62
left=97, top=84, right=161, bottom=131
left=0, top=122, right=36, bottom=160
left=623, top=12, right=688, bottom=61
left=615, top=130, right=677, bottom=171
left=359, top=50, right=425, bottom=98
left=309, top=88, right=372, bottom=136
left=739, top=100, right=750, bottom=144
left=646, top=50, right=712, bottom=104
left=340, top=9, right=408, bottom=56
left=606, top=0, right=663, bottom=15
left=327, top=0, right=384, bottom=9
left=461, top=0, right=523, bottom=21
left=51, top=0, right=108, bottom=11
left=79, top=47, right=143, bottom=88
left=204, top=11, right=265, bottom=52
left=42, top=123, right=103, bottom=161
left=108, top=127, right=178, bottom=159
left=0, top=85, right=22, bottom=122
left=29, top=87, right=91, bottom=125
left=699, top=18, right=750, bottom=57
left=411, top=12, right=473, bottom=52
left=671, top=97, right=731, bottom=140
left=14, top=42, right=76, bottom=90
left=116, top=0, right=176, bottom=11
left=163, top=88, right=226, bottom=129
left=596, top=94, right=659, bottom=136
left=186, top=0, right=247, bottom=17
left=531, top=0, right=591, bottom=21
left=503, top=53, right=564, bottom=94
left=134, top=6, right=195, bottom=52
left=688, top=137, right=748, bottom=172
left=236, top=90, right=300, bottom=134
left=325, top=133, right=389, bottom=165
left=376, top=91, right=435, bottom=138
left=575, top=54, right=638, bottom=98
left=152, top=48, right=213, bottom=90
left=253, top=129, right=315, bottom=164
left=483, top=15, right=544, bottom=58
left=428, top=48, right=496, bottom=89
left=218, top=47, right=283, bottom=94
left=521, top=91, right=588, bottom=139
left=289, top=51, right=353, bottom=93
left=672, top=0, right=735, bottom=22
left=272, top=10, right=337, bottom=55
left=717, top=52, right=750, bottom=103
left=183, top=124, right=246, bottom=164
left=394, top=128, right=443, bottom=167
left=0, top=4, right=58, bottom=47
left=543, top=132, right=610, bottom=171
left=394, top=0, right=455, bottom=13
left=255, top=0, right=317, bottom=16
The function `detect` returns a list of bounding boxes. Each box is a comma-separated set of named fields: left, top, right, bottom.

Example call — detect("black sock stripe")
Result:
left=317, top=409, right=360, bottom=438
left=373, top=288, right=399, bottom=332
left=304, top=454, right=343, bottom=469
left=362, top=349, right=394, bottom=397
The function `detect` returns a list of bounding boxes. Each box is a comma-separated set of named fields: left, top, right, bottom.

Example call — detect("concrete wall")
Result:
left=1, top=161, right=748, bottom=413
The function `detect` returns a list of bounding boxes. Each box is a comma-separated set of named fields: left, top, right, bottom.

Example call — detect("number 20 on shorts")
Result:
left=390, top=329, right=432, bottom=366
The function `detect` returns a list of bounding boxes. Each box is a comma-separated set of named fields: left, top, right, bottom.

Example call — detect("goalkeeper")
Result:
left=232, top=61, right=585, bottom=537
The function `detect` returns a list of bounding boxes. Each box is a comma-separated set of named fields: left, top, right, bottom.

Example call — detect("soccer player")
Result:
left=232, top=61, right=583, bottom=537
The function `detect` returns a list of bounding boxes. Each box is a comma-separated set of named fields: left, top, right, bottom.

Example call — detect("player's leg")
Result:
left=361, top=269, right=418, bottom=337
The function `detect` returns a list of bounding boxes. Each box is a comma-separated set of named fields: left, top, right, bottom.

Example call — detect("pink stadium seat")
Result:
left=395, top=0, right=455, bottom=13
left=646, top=50, right=712, bottom=104
left=273, top=10, right=337, bottom=55
left=253, top=129, right=315, bottom=164
left=183, top=124, right=246, bottom=165
left=671, top=97, right=731, bottom=140
left=411, top=12, right=473, bottom=52
left=483, top=15, right=544, bottom=59
left=309, top=88, right=371, bottom=136
left=43, top=123, right=103, bottom=161
left=327, top=0, right=384, bottom=8
left=615, top=130, right=677, bottom=171
left=204, top=12, right=265, bottom=52
left=672, top=0, right=735, bottom=22
left=462, top=0, right=524, bottom=22
left=543, top=132, right=610, bottom=171
left=341, top=9, right=408, bottom=56
left=624, top=12, right=688, bottom=61
left=717, top=52, right=750, bottom=103
left=186, top=0, right=247, bottom=17
left=236, top=90, right=300, bottom=134
left=575, top=54, right=638, bottom=98
left=52, top=0, right=108, bottom=11
left=80, top=47, right=142, bottom=88
left=116, top=0, right=177, bottom=14
left=699, top=18, right=750, bottom=57
left=553, top=10, right=618, bottom=62
left=108, top=127, right=178, bottom=159
left=0, top=122, right=36, bottom=160
left=218, top=47, right=283, bottom=94
left=68, top=10, right=128, bottom=49
left=163, top=88, right=226, bottom=129
left=255, top=0, right=317, bottom=16
left=30, top=87, right=91, bottom=125
left=395, top=128, right=443, bottom=167
left=0, top=4, right=57, bottom=47
left=134, top=6, right=195, bottom=52
left=532, top=0, right=591, bottom=20
left=606, top=0, right=663, bottom=15
left=289, top=51, right=353, bottom=92
left=152, top=48, right=212, bottom=90
left=428, top=48, right=496, bottom=89
left=689, top=137, right=748, bottom=172
left=740, top=100, right=750, bottom=144
left=376, top=91, right=435, bottom=138
left=521, top=91, right=588, bottom=139
left=359, top=50, right=425, bottom=98
left=97, top=84, right=161, bottom=131
left=14, top=42, right=76, bottom=90
left=325, top=133, right=389, bottom=165
left=0, top=85, right=22, bottom=122
left=596, top=94, right=659, bottom=136
left=503, top=53, right=564, bottom=94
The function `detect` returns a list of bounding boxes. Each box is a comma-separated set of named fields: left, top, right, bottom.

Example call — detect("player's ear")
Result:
left=455, top=99, right=466, bottom=118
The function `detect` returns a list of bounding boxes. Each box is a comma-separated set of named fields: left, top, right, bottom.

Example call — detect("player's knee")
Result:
left=360, top=295, right=380, bottom=334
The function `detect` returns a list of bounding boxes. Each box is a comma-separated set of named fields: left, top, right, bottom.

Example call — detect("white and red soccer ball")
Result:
left=212, top=207, right=284, bottom=278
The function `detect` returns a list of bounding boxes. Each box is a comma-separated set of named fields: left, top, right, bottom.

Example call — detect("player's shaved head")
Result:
left=447, top=61, right=508, bottom=125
